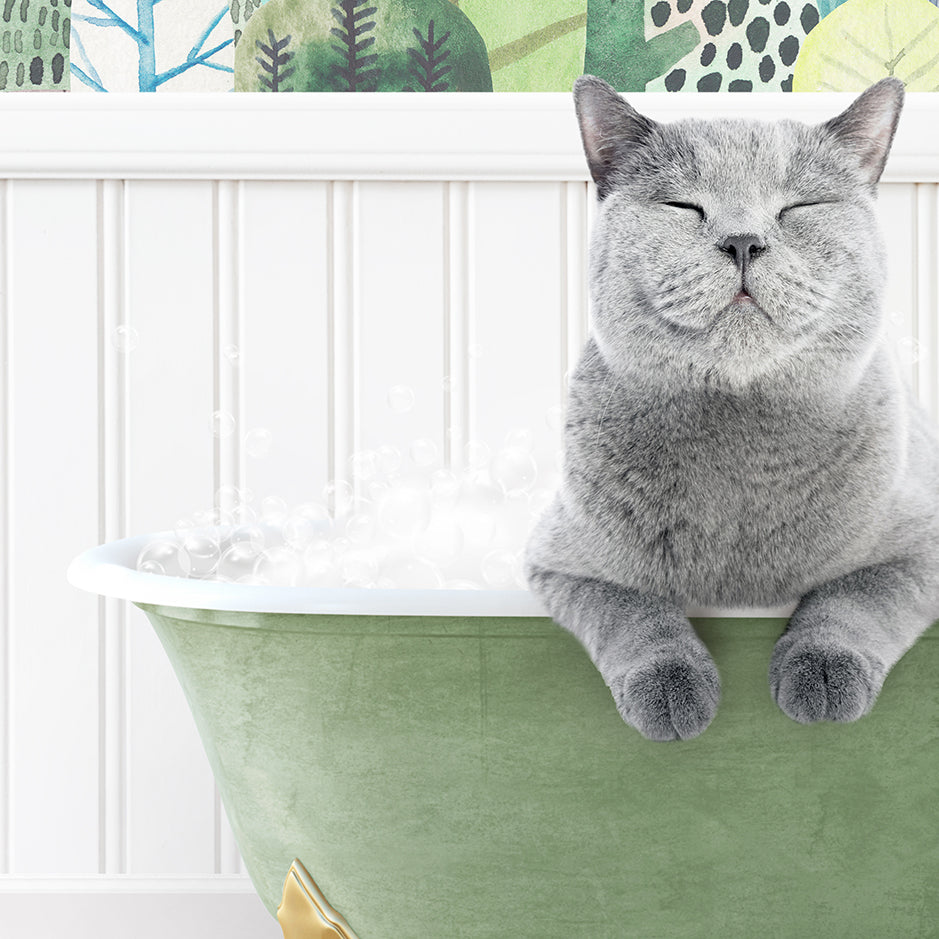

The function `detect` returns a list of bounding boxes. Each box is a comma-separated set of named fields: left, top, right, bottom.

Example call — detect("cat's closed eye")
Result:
left=777, top=201, right=833, bottom=220
left=663, top=201, right=706, bottom=221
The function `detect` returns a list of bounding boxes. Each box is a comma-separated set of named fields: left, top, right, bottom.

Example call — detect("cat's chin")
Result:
left=696, top=304, right=787, bottom=389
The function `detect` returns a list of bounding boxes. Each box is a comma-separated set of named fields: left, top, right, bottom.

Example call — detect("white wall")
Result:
left=0, top=94, right=936, bottom=937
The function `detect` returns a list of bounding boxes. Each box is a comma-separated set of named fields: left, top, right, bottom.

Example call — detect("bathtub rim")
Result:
left=67, top=530, right=549, bottom=616
left=68, top=530, right=799, bottom=619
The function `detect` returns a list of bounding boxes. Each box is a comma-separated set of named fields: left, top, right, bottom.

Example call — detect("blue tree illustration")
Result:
left=70, top=0, right=234, bottom=91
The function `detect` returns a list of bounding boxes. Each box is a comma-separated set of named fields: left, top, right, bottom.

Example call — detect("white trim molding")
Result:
left=0, top=877, right=280, bottom=939
left=0, top=92, right=937, bottom=181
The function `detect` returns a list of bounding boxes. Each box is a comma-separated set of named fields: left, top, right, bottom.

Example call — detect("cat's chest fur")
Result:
left=561, top=342, right=900, bottom=606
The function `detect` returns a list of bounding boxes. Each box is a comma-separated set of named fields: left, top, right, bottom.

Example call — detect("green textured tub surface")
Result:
left=139, top=605, right=939, bottom=938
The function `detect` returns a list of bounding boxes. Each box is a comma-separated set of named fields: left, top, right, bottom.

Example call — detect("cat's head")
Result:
left=574, top=76, right=904, bottom=391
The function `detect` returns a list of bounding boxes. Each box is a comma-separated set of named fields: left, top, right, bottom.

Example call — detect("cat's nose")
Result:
left=717, top=233, right=766, bottom=272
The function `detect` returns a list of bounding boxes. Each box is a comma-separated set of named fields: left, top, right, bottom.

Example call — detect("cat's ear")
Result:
left=819, top=78, right=904, bottom=187
left=574, top=75, right=659, bottom=199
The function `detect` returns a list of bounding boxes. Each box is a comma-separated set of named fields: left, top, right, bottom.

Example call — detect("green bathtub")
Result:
left=70, top=534, right=939, bottom=938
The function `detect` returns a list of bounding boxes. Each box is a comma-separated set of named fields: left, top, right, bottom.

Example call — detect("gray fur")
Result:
left=525, top=76, right=939, bottom=741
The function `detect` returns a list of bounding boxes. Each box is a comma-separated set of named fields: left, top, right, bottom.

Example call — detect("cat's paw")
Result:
left=770, top=635, right=884, bottom=724
left=609, top=648, right=720, bottom=741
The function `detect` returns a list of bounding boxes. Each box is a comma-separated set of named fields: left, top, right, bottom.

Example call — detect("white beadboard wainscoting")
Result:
left=0, top=94, right=937, bottom=937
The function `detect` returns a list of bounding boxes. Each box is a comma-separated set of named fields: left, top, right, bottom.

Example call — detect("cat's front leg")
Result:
left=527, top=567, right=720, bottom=741
left=770, top=561, right=938, bottom=723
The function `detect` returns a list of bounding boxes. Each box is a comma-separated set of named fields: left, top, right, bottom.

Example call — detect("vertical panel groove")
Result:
left=443, top=184, right=450, bottom=466
left=331, top=181, right=356, bottom=502
left=559, top=185, right=569, bottom=401
left=214, top=180, right=243, bottom=508
left=326, top=182, right=335, bottom=501
left=0, top=179, right=10, bottom=875
left=465, top=182, right=476, bottom=456
left=98, top=179, right=127, bottom=875
left=446, top=182, right=469, bottom=472
left=914, top=183, right=938, bottom=422
left=212, top=180, right=243, bottom=875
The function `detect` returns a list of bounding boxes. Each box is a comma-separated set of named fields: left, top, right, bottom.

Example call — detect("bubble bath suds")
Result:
left=136, top=433, right=562, bottom=590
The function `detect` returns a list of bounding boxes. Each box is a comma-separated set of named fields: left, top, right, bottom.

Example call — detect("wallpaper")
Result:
left=2, top=0, right=937, bottom=92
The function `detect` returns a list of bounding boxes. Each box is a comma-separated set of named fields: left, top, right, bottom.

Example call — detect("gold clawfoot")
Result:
left=277, top=858, right=360, bottom=939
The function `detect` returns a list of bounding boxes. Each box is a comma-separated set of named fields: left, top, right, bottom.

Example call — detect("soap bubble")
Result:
left=210, top=411, right=236, bottom=438
left=350, top=449, right=380, bottom=481
left=468, top=342, right=483, bottom=360
left=112, top=325, right=139, bottom=354
left=896, top=336, right=921, bottom=368
left=174, top=517, right=196, bottom=541
left=504, top=428, right=534, bottom=451
left=409, top=438, right=439, bottom=468
left=229, top=524, right=265, bottom=549
left=215, top=484, right=242, bottom=510
left=244, top=428, right=273, bottom=459
left=339, top=548, right=380, bottom=586
left=179, top=533, right=222, bottom=578
left=217, top=541, right=264, bottom=582
left=498, top=492, right=536, bottom=546
left=253, top=545, right=304, bottom=586
left=545, top=405, right=564, bottom=432
left=345, top=511, right=376, bottom=546
left=491, top=446, right=538, bottom=496
left=226, top=503, right=258, bottom=528
left=259, top=495, right=288, bottom=526
left=323, top=479, right=355, bottom=515
left=441, top=375, right=453, bottom=393
left=464, top=440, right=491, bottom=469
left=454, top=478, right=502, bottom=552
left=430, top=468, right=460, bottom=502
left=137, top=540, right=185, bottom=577
left=387, top=385, right=415, bottom=414
left=377, top=486, right=431, bottom=540
left=223, top=344, right=241, bottom=366
left=377, top=445, right=402, bottom=475
left=481, top=549, right=522, bottom=589
left=301, top=540, right=342, bottom=587
left=379, top=552, right=443, bottom=589
left=413, top=510, right=464, bottom=566
left=192, top=508, right=227, bottom=533
left=445, top=579, right=482, bottom=590
left=235, top=573, right=267, bottom=586
left=367, top=479, right=390, bottom=504
left=283, top=502, right=332, bottom=550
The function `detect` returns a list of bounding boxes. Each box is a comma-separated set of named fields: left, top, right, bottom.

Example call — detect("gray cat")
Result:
left=524, top=75, right=939, bottom=741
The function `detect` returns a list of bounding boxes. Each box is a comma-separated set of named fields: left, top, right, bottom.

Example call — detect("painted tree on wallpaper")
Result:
left=584, top=0, right=699, bottom=91
left=255, top=27, right=295, bottom=90
left=1, top=0, right=70, bottom=90
left=793, top=0, right=939, bottom=90
left=404, top=20, right=454, bottom=92
left=233, top=0, right=492, bottom=91
left=70, top=0, right=234, bottom=91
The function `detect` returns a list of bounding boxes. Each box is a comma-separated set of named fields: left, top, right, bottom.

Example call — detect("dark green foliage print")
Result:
left=584, top=0, right=700, bottom=92
left=234, top=0, right=492, bottom=92
left=256, top=28, right=295, bottom=90
left=0, top=0, right=68, bottom=90
left=404, top=20, right=452, bottom=91
left=330, top=0, right=380, bottom=91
